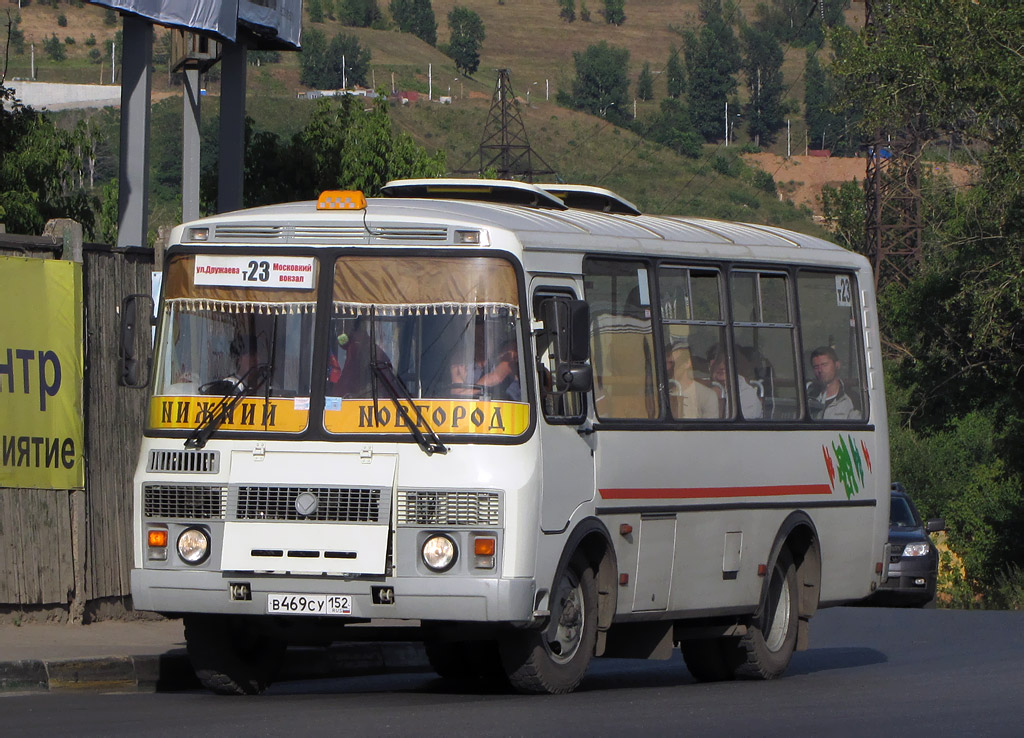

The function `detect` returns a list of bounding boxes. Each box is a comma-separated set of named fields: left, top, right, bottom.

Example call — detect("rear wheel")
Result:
left=734, top=548, right=799, bottom=679
left=499, top=553, right=598, bottom=694
left=184, top=615, right=286, bottom=695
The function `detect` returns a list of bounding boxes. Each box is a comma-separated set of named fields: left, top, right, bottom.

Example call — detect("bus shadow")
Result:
left=787, top=647, right=888, bottom=675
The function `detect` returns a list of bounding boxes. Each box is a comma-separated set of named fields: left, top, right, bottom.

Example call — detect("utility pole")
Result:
left=863, top=0, right=923, bottom=288
left=462, top=69, right=556, bottom=181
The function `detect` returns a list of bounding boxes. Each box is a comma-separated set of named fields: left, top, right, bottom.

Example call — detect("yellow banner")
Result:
left=324, top=399, right=530, bottom=436
left=150, top=396, right=310, bottom=433
left=0, top=257, right=84, bottom=489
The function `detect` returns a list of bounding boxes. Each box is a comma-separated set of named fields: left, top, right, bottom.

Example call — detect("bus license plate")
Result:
left=266, top=594, right=352, bottom=616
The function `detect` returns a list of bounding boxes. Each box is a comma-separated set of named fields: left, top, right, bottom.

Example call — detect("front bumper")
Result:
left=876, top=555, right=937, bottom=603
left=131, top=568, right=536, bottom=623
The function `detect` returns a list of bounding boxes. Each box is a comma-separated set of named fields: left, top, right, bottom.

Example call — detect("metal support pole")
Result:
left=116, top=14, right=153, bottom=248
left=217, top=40, right=247, bottom=214
left=182, top=67, right=202, bottom=223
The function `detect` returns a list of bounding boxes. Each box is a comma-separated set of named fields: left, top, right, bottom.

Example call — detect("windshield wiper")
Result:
left=185, top=364, right=271, bottom=450
left=371, top=358, right=448, bottom=456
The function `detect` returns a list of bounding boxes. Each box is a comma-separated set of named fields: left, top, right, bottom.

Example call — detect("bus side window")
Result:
left=534, top=293, right=586, bottom=421
left=797, top=271, right=867, bottom=422
left=730, top=271, right=800, bottom=420
left=658, top=265, right=727, bottom=421
left=584, top=260, right=660, bottom=420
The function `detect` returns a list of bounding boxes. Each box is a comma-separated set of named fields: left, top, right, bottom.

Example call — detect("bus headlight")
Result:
left=177, top=528, right=211, bottom=565
left=422, top=534, right=457, bottom=572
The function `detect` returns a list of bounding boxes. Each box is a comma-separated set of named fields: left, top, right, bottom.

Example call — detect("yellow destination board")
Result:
left=150, top=396, right=310, bottom=433
left=324, top=399, right=529, bottom=436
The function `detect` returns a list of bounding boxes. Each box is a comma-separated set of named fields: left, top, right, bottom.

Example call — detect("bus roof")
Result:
left=173, top=180, right=859, bottom=265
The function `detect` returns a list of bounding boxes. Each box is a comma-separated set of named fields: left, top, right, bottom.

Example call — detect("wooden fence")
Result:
left=0, top=225, right=154, bottom=621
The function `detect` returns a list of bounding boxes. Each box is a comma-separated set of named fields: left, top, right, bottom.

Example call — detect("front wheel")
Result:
left=734, top=548, right=799, bottom=679
left=499, top=553, right=598, bottom=694
left=184, top=615, right=285, bottom=695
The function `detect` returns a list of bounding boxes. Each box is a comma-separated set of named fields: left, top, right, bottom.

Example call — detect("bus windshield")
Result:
left=149, top=253, right=317, bottom=434
left=324, top=255, right=529, bottom=437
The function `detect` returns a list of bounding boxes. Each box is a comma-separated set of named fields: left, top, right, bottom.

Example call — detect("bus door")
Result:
left=532, top=283, right=596, bottom=533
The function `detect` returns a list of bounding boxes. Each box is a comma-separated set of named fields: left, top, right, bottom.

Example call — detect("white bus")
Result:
left=128, top=179, right=890, bottom=695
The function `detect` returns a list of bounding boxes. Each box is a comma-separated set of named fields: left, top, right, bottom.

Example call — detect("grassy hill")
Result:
left=3, top=1, right=864, bottom=237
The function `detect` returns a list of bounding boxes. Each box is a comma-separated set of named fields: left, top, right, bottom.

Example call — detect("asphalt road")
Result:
left=2, top=606, right=1022, bottom=737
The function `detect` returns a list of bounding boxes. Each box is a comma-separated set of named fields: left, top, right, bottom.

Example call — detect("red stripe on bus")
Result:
left=599, top=484, right=833, bottom=500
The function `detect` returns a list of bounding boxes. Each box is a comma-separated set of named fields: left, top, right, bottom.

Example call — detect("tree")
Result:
left=300, top=30, right=371, bottom=89
left=754, top=0, right=847, bottom=48
left=308, top=0, right=325, bottom=23
left=601, top=0, right=625, bottom=26
left=804, top=51, right=832, bottom=151
left=328, top=33, right=371, bottom=87
left=665, top=46, right=684, bottom=99
left=0, top=85, right=96, bottom=236
left=297, top=96, right=445, bottom=196
left=4, top=10, right=26, bottom=54
left=740, top=23, right=785, bottom=147
left=447, top=6, right=485, bottom=77
left=339, top=0, right=381, bottom=28
left=299, top=27, right=331, bottom=88
left=558, top=0, right=576, bottom=23
left=682, top=0, right=741, bottom=141
left=639, top=97, right=703, bottom=158
left=828, top=1, right=1024, bottom=600
left=559, top=41, right=630, bottom=124
left=636, top=61, right=653, bottom=101
left=390, top=0, right=437, bottom=46
left=43, top=32, right=66, bottom=62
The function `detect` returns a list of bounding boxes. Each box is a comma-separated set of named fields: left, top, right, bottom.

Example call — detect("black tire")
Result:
left=184, top=615, right=286, bottom=695
left=680, top=637, right=742, bottom=682
left=425, top=640, right=507, bottom=683
left=499, top=553, right=598, bottom=695
left=734, top=548, right=799, bottom=679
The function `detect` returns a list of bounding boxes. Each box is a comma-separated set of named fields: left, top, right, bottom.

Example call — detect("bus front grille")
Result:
left=236, top=486, right=386, bottom=523
left=147, top=449, right=220, bottom=474
left=143, top=484, right=226, bottom=519
left=396, top=490, right=502, bottom=526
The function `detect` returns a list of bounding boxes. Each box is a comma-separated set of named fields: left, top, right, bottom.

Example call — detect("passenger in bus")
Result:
left=198, top=334, right=262, bottom=395
left=328, top=316, right=385, bottom=398
left=229, top=336, right=261, bottom=383
left=167, top=361, right=200, bottom=394
left=451, top=339, right=521, bottom=401
left=666, top=341, right=719, bottom=419
left=808, top=346, right=861, bottom=420
left=707, top=343, right=763, bottom=419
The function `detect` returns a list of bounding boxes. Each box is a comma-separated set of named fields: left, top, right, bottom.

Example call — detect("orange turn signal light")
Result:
left=474, top=537, right=496, bottom=556
left=148, top=529, right=168, bottom=548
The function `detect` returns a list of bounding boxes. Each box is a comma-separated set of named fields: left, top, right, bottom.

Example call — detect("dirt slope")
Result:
left=744, top=153, right=979, bottom=217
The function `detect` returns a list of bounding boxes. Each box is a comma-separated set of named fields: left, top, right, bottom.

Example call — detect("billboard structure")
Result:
left=87, top=1, right=303, bottom=250
left=87, top=0, right=302, bottom=49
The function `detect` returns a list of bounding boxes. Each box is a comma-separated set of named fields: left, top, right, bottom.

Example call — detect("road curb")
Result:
left=0, top=643, right=430, bottom=695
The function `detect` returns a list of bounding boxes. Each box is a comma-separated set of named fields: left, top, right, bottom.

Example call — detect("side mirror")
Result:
left=925, top=518, right=946, bottom=534
left=541, top=298, right=590, bottom=363
left=540, top=298, right=592, bottom=392
left=556, top=363, right=593, bottom=392
left=119, top=293, right=155, bottom=388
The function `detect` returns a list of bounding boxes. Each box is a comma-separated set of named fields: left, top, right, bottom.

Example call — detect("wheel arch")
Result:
left=545, top=517, right=618, bottom=656
left=761, top=511, right=821, bottom=649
